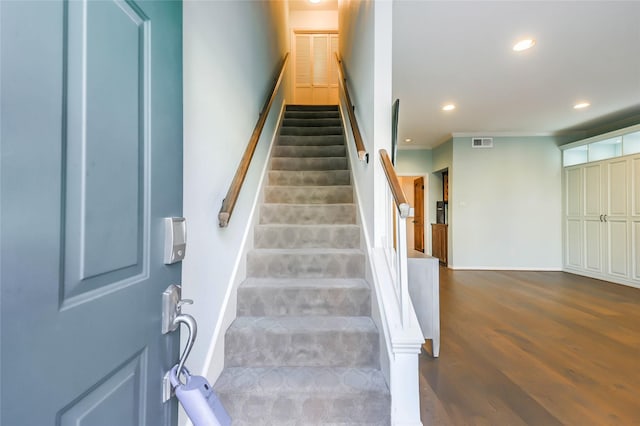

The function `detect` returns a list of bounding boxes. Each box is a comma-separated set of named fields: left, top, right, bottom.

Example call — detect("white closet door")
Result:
left=606, top=159, right=630, bottom=278
left=312, top=34, right=329, bottom=104
left=632, top=157, right=640, bottom=280
left=294, top=32, right=339, bottom=105
left=584, top=164, right=604, bottom=272
left=565, top=167, right=583, bottom=268
left=295, top=34, right=312, bottom=104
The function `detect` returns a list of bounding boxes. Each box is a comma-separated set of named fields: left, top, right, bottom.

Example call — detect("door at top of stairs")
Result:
left=294, top=32, right=339, bottom=105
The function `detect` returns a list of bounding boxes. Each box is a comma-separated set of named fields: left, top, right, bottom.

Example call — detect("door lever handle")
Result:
left=173, top=313, right=197, bottom=381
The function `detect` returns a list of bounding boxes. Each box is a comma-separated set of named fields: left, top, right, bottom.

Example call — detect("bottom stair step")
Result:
left=213, top=366, right=390, bottom=425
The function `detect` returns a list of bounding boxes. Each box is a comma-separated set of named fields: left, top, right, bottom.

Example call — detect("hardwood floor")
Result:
left=419, top=269, right=640, bottom=426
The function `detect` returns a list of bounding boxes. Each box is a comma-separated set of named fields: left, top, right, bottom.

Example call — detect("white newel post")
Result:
left=390, top=346, right=422, bottom=426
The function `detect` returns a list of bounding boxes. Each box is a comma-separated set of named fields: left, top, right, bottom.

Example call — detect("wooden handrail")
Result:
left=380, top=149, right=410, bottom=218
left=335, top=53, right=368, bottom=163
left=218, top=53, right=289, bottom=227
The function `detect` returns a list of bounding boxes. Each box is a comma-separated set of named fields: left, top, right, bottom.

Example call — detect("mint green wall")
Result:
left=432, top=138, right=453, bottom=172
left=396, top=149, right=432, bottom=174
left=451, top=136, right=562, bottom=269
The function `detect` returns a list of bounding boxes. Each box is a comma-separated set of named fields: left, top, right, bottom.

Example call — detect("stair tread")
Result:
left=214, top=366, right=389, bottom=395
left=265, top=185, right=352, bottom=190
left=255, top=223, right=360, bottom=229
left=250, top=248, right=364, bottom=254
left=241, top=277, right=369, bottom=289
left=229, top=315, right=376, bottom=333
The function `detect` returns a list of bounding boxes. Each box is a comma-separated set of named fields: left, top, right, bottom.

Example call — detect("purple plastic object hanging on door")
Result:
left=170, top=365, right=231, bottom=426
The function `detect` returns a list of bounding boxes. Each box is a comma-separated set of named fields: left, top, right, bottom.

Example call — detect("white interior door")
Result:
left=584, top=164, right=604, bottom=273
left=606, top=159, right=630, bottom=278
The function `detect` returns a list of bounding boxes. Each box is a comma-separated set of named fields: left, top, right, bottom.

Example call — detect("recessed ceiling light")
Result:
left=309, top=0, right=321, bottom=3
left=442, top=104, right=456, bottom=111
left=574, top=102, right=591, bottom=109
left=513, top=39, right=536, bottom=52
left=404, top=138, right=413, bottom=143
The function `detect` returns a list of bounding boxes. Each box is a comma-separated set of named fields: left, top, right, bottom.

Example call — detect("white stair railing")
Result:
left=379, top=149, right=411, bottom=328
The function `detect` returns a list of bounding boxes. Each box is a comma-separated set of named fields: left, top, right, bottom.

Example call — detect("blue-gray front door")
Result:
left=1, top=1, right=183, bottom=425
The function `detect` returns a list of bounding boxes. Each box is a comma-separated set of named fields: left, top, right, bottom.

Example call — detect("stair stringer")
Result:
left=199, top=102, right=287, bottom=386
left=338, top=104, right=425, bottom=426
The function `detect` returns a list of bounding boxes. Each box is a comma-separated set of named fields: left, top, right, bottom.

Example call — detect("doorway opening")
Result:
left=398, top=174, right=429, bottom=257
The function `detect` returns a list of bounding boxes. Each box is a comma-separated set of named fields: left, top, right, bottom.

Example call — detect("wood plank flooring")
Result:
left=419, top=269, right=640, bottom=426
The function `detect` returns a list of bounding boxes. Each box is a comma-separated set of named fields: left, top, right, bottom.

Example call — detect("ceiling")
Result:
left=393, top=1, right=640, bottom=149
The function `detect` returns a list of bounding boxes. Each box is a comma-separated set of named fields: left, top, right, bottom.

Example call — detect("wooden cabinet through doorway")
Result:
left=432, top=224, right=448, bottom=266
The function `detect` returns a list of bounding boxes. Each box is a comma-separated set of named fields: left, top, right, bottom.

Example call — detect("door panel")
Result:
left=634, top=221, right=640, bottom=280
left=64, top=0, right=147, bottom=302
left=414, top=177, right=425, bottom=253
left=633, top=158, right=640, bottom=216
left=294, top=34, right=312, bottom=104
left=607, top=220, right=629, bottom=278
left=565, top=167, right=582, bottom=217
left=584, top=164, right=601, bottom=216
left=607, top=159, right=627, bottom=217
left=566, top=219, right=583, bottom=268
left=1, top=1, right=182, bottom=425
left=584, top=219, right=602, bottom=272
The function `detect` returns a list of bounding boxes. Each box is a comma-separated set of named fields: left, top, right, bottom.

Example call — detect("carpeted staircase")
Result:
left=214, top=105, right=390, bottom=425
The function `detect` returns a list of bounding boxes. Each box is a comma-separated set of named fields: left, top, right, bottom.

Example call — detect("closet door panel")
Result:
left=607, top=220, right=629, bottom=278
left=584, top=219, right=603, bottom=272
left=607, top=159, right=628, bottom=217
left=566, top=219, right=583, bottom=268
left=584, top=164, right=602, bottom=217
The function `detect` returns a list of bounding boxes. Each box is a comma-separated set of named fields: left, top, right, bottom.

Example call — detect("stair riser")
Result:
left=278, top=135, right=345, bottom=146
left=259, top=204, right=356, bottom=225
left=272, top=145, right=346, bottom=158
left=283, top=118, right=342, bottom=127
left=217, top=394, right=390, bottom=425
left=264, top=187, right=353, bottom=204
left=237, top=286, right=370, bottom=316
left=247, top=252, right=365, bottom=279
left=271, top=157, right=348, bottom=171
left=286, top=105, right=338, bottom=111
left=285, top=111, right=340, bottom=119
left=268, top=170, right=350, bottom=186
left=255, top=225, right=360, bottom=249
left=280, top=127, right=343, bottom=136
left=225, top=328, right=378, bottom=367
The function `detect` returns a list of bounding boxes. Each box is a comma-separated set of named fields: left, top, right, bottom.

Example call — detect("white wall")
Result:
left=451, top=136, right=563, bottom=269
left=182, top=0, right=289, bottom=410
left=339, top=0, right=376, bottom=240
left=339, top=0, right=393, bottom=244
left=290, top=10, right=338, bottom=30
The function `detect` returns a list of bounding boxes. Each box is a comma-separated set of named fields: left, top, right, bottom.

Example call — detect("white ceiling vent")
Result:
left=472, top=137, right=493, bottom=148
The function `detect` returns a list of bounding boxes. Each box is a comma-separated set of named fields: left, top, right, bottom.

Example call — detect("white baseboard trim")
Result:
left=449, top=266, right=564, bottom=271
left=200, top=100, right=287, bottom=385
left=563, top=267, right=640, bottom=289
